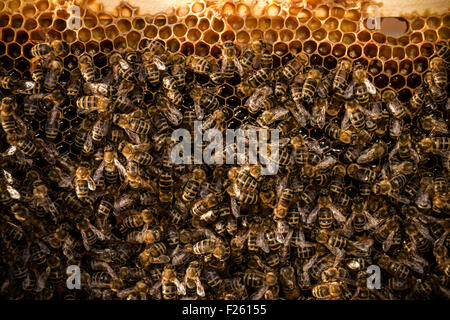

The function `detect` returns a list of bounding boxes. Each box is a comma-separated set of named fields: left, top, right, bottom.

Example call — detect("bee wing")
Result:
left=80, top=230, right=90, bottom=251
left=276, top=175, right=288, bottom=198
left=114, top=159, right=127, bottom=179
left=230, top=197, right=240, bottom=218
left=257, top=230, right=270, bottom=253
left=89, top=224, right=105, bottom=240
left=3, top=146, right=17, bottom=156
left=341, top=109, right=351, bottom=131
left=150, top=280, right=162, bottom=297
left=35, top=267, right=50, bottom=293
left=364, top=211, right=380, bottom=229
left=283, top=228, right=294, bottom=247
left=153, top=57, right=166, bottom=71
left=307, top=205, right=320, bottom=224
left=83, top=133, right=94, bottom=153
left=312, top=99, right=327, bottom=129
left=174, top=278, right=186, bottom=295
left=382, top=231, right=395, bottom=252
left=87, top=177, right=96, bottom=191
left=316, top=155, right=337, bottom=172
left=364, top=79, right=377, bottom=95
left=250, top=286, right=268, bottom=300
left=150, top=255, right=170, bottom=264
left=330, top=204, right=346, bottom=223
left=194, top=100, right=204, bottom=120
left=58, top=173, right=75, bottom=188
left=341, top=212, right=355, bottom=237
left=196, top=278, right=205, bottom=297
left=344, top=81, right=354, bottom=99
left=93, top=161, right=105, bottom=183
left=389, top=192, right=410, bottom=204
left=234, top=57, right=244, bottom=75
left=6, top=185, right=21, bottom=200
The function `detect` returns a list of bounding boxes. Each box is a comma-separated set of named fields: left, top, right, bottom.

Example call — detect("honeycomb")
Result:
left=0, top=0, right=449, bottom=301
left=0, top=1, right=448, bottom=151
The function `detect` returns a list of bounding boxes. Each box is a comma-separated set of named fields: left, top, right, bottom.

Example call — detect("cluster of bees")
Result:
left=0, top=35, right=449, bottom=300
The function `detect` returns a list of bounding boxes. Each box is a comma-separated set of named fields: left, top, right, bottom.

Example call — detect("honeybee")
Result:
left=239, top=40, right=265, bottom=71
left=356, top=141, right=388, bottom=164
left=6, top=133, right=37, bottom=157
left=373, top=215, right=402, bottom=252
left=299, top=68, right=322, bottom=105
left=0, top=75, right=16, bottom=90
left=186, top=55, right=213, bottom=74
left=1, top=97, right=18, bottom=134
left=332, top=58, right=353, bottom=99
left=181, top=168, right=207, bottom=202
left=341, top=99, right=366, bottom=131
left=0, top=169, right=21, bottom=202
left=154, top=93, right=183, bottom=126
left=342, top=198, right=379, bottom=236
left=170, top=53, right=186, bottom=89
left=92, top=144, right=127, bottom=185
left=377, top=254, right=411, bottom=280
left=78, top=54, right=96, bottom=82
left=419, top=136, right=450, bottom=154
left=429, top=57, right=448, bottom=88
left=307, top=189, right=346, bottom=226
left=77, top=217, right=105, bottom=251
left=184, top=260, right=205, bottom=297
left=30, top=42, right=53, bottom=57
left=281, top=53, right=309, bottom=82
left=382, top=89, right=406, bottom=119
left=423, top=71, right=447, bottom=105
left=76, top=95, right=111, bottom=114
left=112, top=112, right=151, bottom=138
left=30, top=57, right=45, bottom=83
left=347, top=163, right=377, bottom=183
left=323, top=122, right=352, bottom=144
left=59, top=162, right=96, bottom=203
left=345, top=65, right=377, bottom=105
left=248, top=68, right=273, bottom=88
left=221, top=41, right=243, bottom=79
left=44, top=58, right=63, bottom=92
left=109, top=52, right=134, bottom=81
left=408, top=87, right=425, bottom=115
left=190, top=85, right=219, bottom=119
left=243, top=269, right=278, bottom=300
left=245, top=85, right=272, bottom=115
left=45, top=103, right=62, bottom=141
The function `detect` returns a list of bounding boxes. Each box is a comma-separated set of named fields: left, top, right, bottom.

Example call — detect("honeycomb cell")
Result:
left=185, top=15, right=198, bottom=28
left=348, top=44, right=362, bottom=59
left=438, top=27, right=450, bottom=39
left=222, top=30, right=236, bottom=42
left=264, top=30, right=278, bottom=43
left=245, top=16, right=257, bottom=29
left=159, top=26, right=172, bottom=40
left=99, top=14, right=113, bottom=26
left=78, top=28, right=92, bottom=42
left=267, top=4, right=281, bottom=17
left=198, top=18, right=210, bottom=31
left=223, top=2, right=236, bottom=15
left=237, top=3, right=250, bottom=16
left=181, top=42, right=194, bottom=56
left=194, top=41, right=209, bottom=56
left=210, top=45, right=222, bottom=59
left=114, top=37, right=127, bottom=50
left=272, top=17, right=284, bottom=30
left=399, top=59, right=413, bottom=75
left=298, top=9, right=312, bottom=23
left=92, top=27, right=106, bottom=41
left=236, top=31, right=250, bottom=44
left=331, top=6, right=345, bottom=19
left=0, top=42, right=5, bottom=56
left=36, top=0, right=49, bottom=11
left=251, top=30, right=263, bottom=41
left=192, top=1, right=205, bottom=13
left=93, top=53, right=107, bottom=69
left=364, top=43, right=378, bottom=58
left=30, top=30, right=44, bottom=41
left=303, top=40, right=317, bottom=54
left=411, top=18, right=425, bottom=30
left=185, top=28, right=200, bottom=42
left=393, top=47, right=405, bottom=60
left=341, top=20, right=357, bottom=33
left=154, top=15, right=167, bottom=27
left=38, top=13, right=53, bottom=28
left=424, top=30, right=437, bottom=42
left=15, top=57, right=30, bottom=73
left=0, top=56, right=14, bottom=70
left=374, top=74, right=389, bottom=88
left=7, top=0, right=20, bottom=11
left=106, top=25, right=120, bottom=39
left=318, top=42, right=331, bottom=56
left=7, top=43, right=21, bottom=58
left=345, top=9, right=361, bottom=21
left=84, top=14, right=98, bottom=29
left=24, top=18, right=37, bottom=31
left=406, top=44, right=419, bottom=59
left=22, top=43, right=32, bottom=59
left=11, top=15, right=23, bottom=28
left=310, top=54, right=323, bottom=67
left=2, top=28, right=15, bottom=43
left=71, top=42, right=85, bottom=56
left=308, top=18, right=322, bottom=31
left=296, top=26, right=310, bottom=40
left=173, top=24, right=187, bottom=37
left=176, top=4, right=190, bottom=17
left=289, top=40, right=302, bottom=54
left=407, top=73, right=422, bottom=88
left=48, top=29, right=62, bottom=41
left=285, top=17, right=298, bottom=30
left=280, top=30, right=293, bottom=41
left=63, top=29, right=77, bottom=43
left=22, top=5, right=36, bottom=18
left=144, top=25, right=157, bottom=38
left=53, top=19, right=66, bottom=32
left=397, top=88, right=412, bottom=103
left=398, top=36, right=409, bottom=46
left=85, top=41, right=100, bottom=55
left=368, top=60, right=383, bottom=75
left=342, top=33, right=355, bottom=45
left=259, top=17, right=271, bottom=30
left=100, top=40, right=113, bottom=53
left=15, top=30, right=29, bottom=44
left=410, top=32, right=423, bottom=43
left=414, top=57, right=428, bottom=73
left=373, top=32, right=386, bottom=43
left=379, top=45, right=392, bottom=60
left=133, top=18, right=146, bottom=30
left=328, top=30, right=342, bottom=43
left=212, top=17, right=225, bottom=32
left=274, top=42, right=288, bottom=56
left=166, top=38, right=180, bottom=52
left=427, top=17, right=441, bottom=29
left=332, top=44, right=346, bottom=58
left=312, top=28, right=327, bottom=41
left=420, top=43, right=434, bottom=57
left=384, top=60, right=398, bottom=76
left=324, top=17, right=339, bottom=31
left=323, top=55, right=337, bottom=70
left=219, top=84, right=234, bottom=98
left=228, top=16, right=244, bottom=30
left=64, top=55, right=78, bottom=70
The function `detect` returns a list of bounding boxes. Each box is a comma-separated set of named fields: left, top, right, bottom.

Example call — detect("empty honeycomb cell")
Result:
left=159, top=26, right=172, bottom=40
left=0, top=42, right=5, bottom=56
left=228, top=15, right=244, bottom=30
left=236, top=30, right=250, bottom=44
left=332, top=43, right=346, bottom=57
left=245, top=16, right=257, bottom=29
left=53, top=19, right=66, bottom=32
left=393, top=47, right=405, bottom=60
left=98, top=14, right=113, bottom=26
left=78, top=28, right=92, bottom=42
left=71, top=42, right=85, bottom=56
left=84, top=15, right=98, bottom=29
left=210, top=45, right=222, bottom=59
left=192, top=1, right=205, bottom=13
left=154, top=15, right=167, bottom=27
left=414, top=57, right=428, bottom=73
left=185, top=15, right=198, bottom=28
left=22, top=43, right=32, bottom=59
left=387, top=37, right=398, bottom=46
left=410, top=32, right=423, bottom=43
left=211, top=17, right=225, bottom=33
left=427, top=17, right=441, bottom=29
left=100, top=40, right=113, bottom=53
left=223, top=2, right=236, bottom=15
left=144, top=25, right=157, bottom=38
left=384, top=60, right=398, bottom=76
left=93, top=53, right=107, bottom=68
left=438, top=27, right=449, bottom=39
left=176, top=4, right=190, bottom=17
left=38, top=13, right=53, bottom=28
left=126, top=32, right=140, bottom=49
left=420, top=43, right=434, bottom=57
left=406, top=44, right=419, bottom=58
left=0, top=14, right=9, bottom=28
left=424, top=30, right=437, bottom=42
left=312, top=28, right=327, bottom=41
left=63, top=29, right=77, bottom=43
left=390, top=74, right=405, bottom=89
left=313, top=5, right=329, bottom=20
left=30, top=30, right=45, bottom=41
left=303, top=40, right=317, bottom=54
left=221, top=30, right=235, bottom=42
left=194, top=41, right=209, bottom=56
left=0, top=56, right=13, bottom=70
left=132, top=18, right=146, bottom=30
left=14, top=57, right=30, bottom=73
left=272, top=17, right=284, bottom=30
left=398, top=36, right=410, bottom=46
left=411, top=19, right=425, bottom=32
left=308, top=18, right=322, bottom=31
left=11, top=15, right=23, bottom=28
left=310, top=54, right=323, bottom=67
left=166, top=38, right=180, bottom=52
left=348, top=44, right=362, bottom=59
left=117, top=19, right=132, bottom=33
left=15, top=30, right=28, bottom=44
left=237, top=3, right=250, bottom=16
left=364, top=43, right=378, bottom=58
left=259, top=17, right=271, bottom=30
left=36, top=0, right=49, bottom=11
left=48, top=29, right=62, bottom=41
left=198, top=18, right=210, bottom=31
left=267, top=4, right=280, bottom=17
left=64, top=55, right=78, bottom=70
left=323, top=55, right=337, bottom=70
left=173, top=24, right=187, bottom=37
left=204, top=30, right=219, bottom=44
left=56, top=9, right=70, bottom=20
left=407, top=73, right=422, bottom=88
left=274, top=42, right=288, bottom=56
left=329, top=30, right=342, bottom=43
left=92, top=27, right=106, bottom=41
left=181, top=42, right=194, bottom=56
left=7, top=43, right=21, bottom=58
left=187, top=29, right=201, bottom=42
left=24, top=18, right=37, bottom=31
left=0, top=2, right=4, bottom=11
left=285, top=17, right=298, bottom=30
left=2, top=28, right=15, bottom=43
left=114, top=36, right=127, bottom=50
left=323, top=18, right=339, bottom=31
left=374, top=74, right=389, bottom=88
left=341, top=20, right=357, bottom=33
left=368, top=59, right=383, bottom=75
left=289, top=40, right=302, bottom=54
left=342, top=33, right=355, bottom=45
left=380, top=18, right=409, bottom=36
left=298, top=9, right=312, bottom=23
left=397, top=88, right=412, bottom=103
left=280, top=30, right=293, bottom=41
left=318, top=42, right=331, bottom=56
left=251, top=30, right=263, bottom=40
left=296, top=26, right=310, bottom=40
left=264, top=30, right=278, bottom=43
left=373, top=32, right=386, bottom=44
left=105, top=25, right=120, bottom=39
left=399, top=59, right=413, bottom=75
left=379, top=45, right=392, bottom=60
left=7, top=0, right=20, bottom=11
